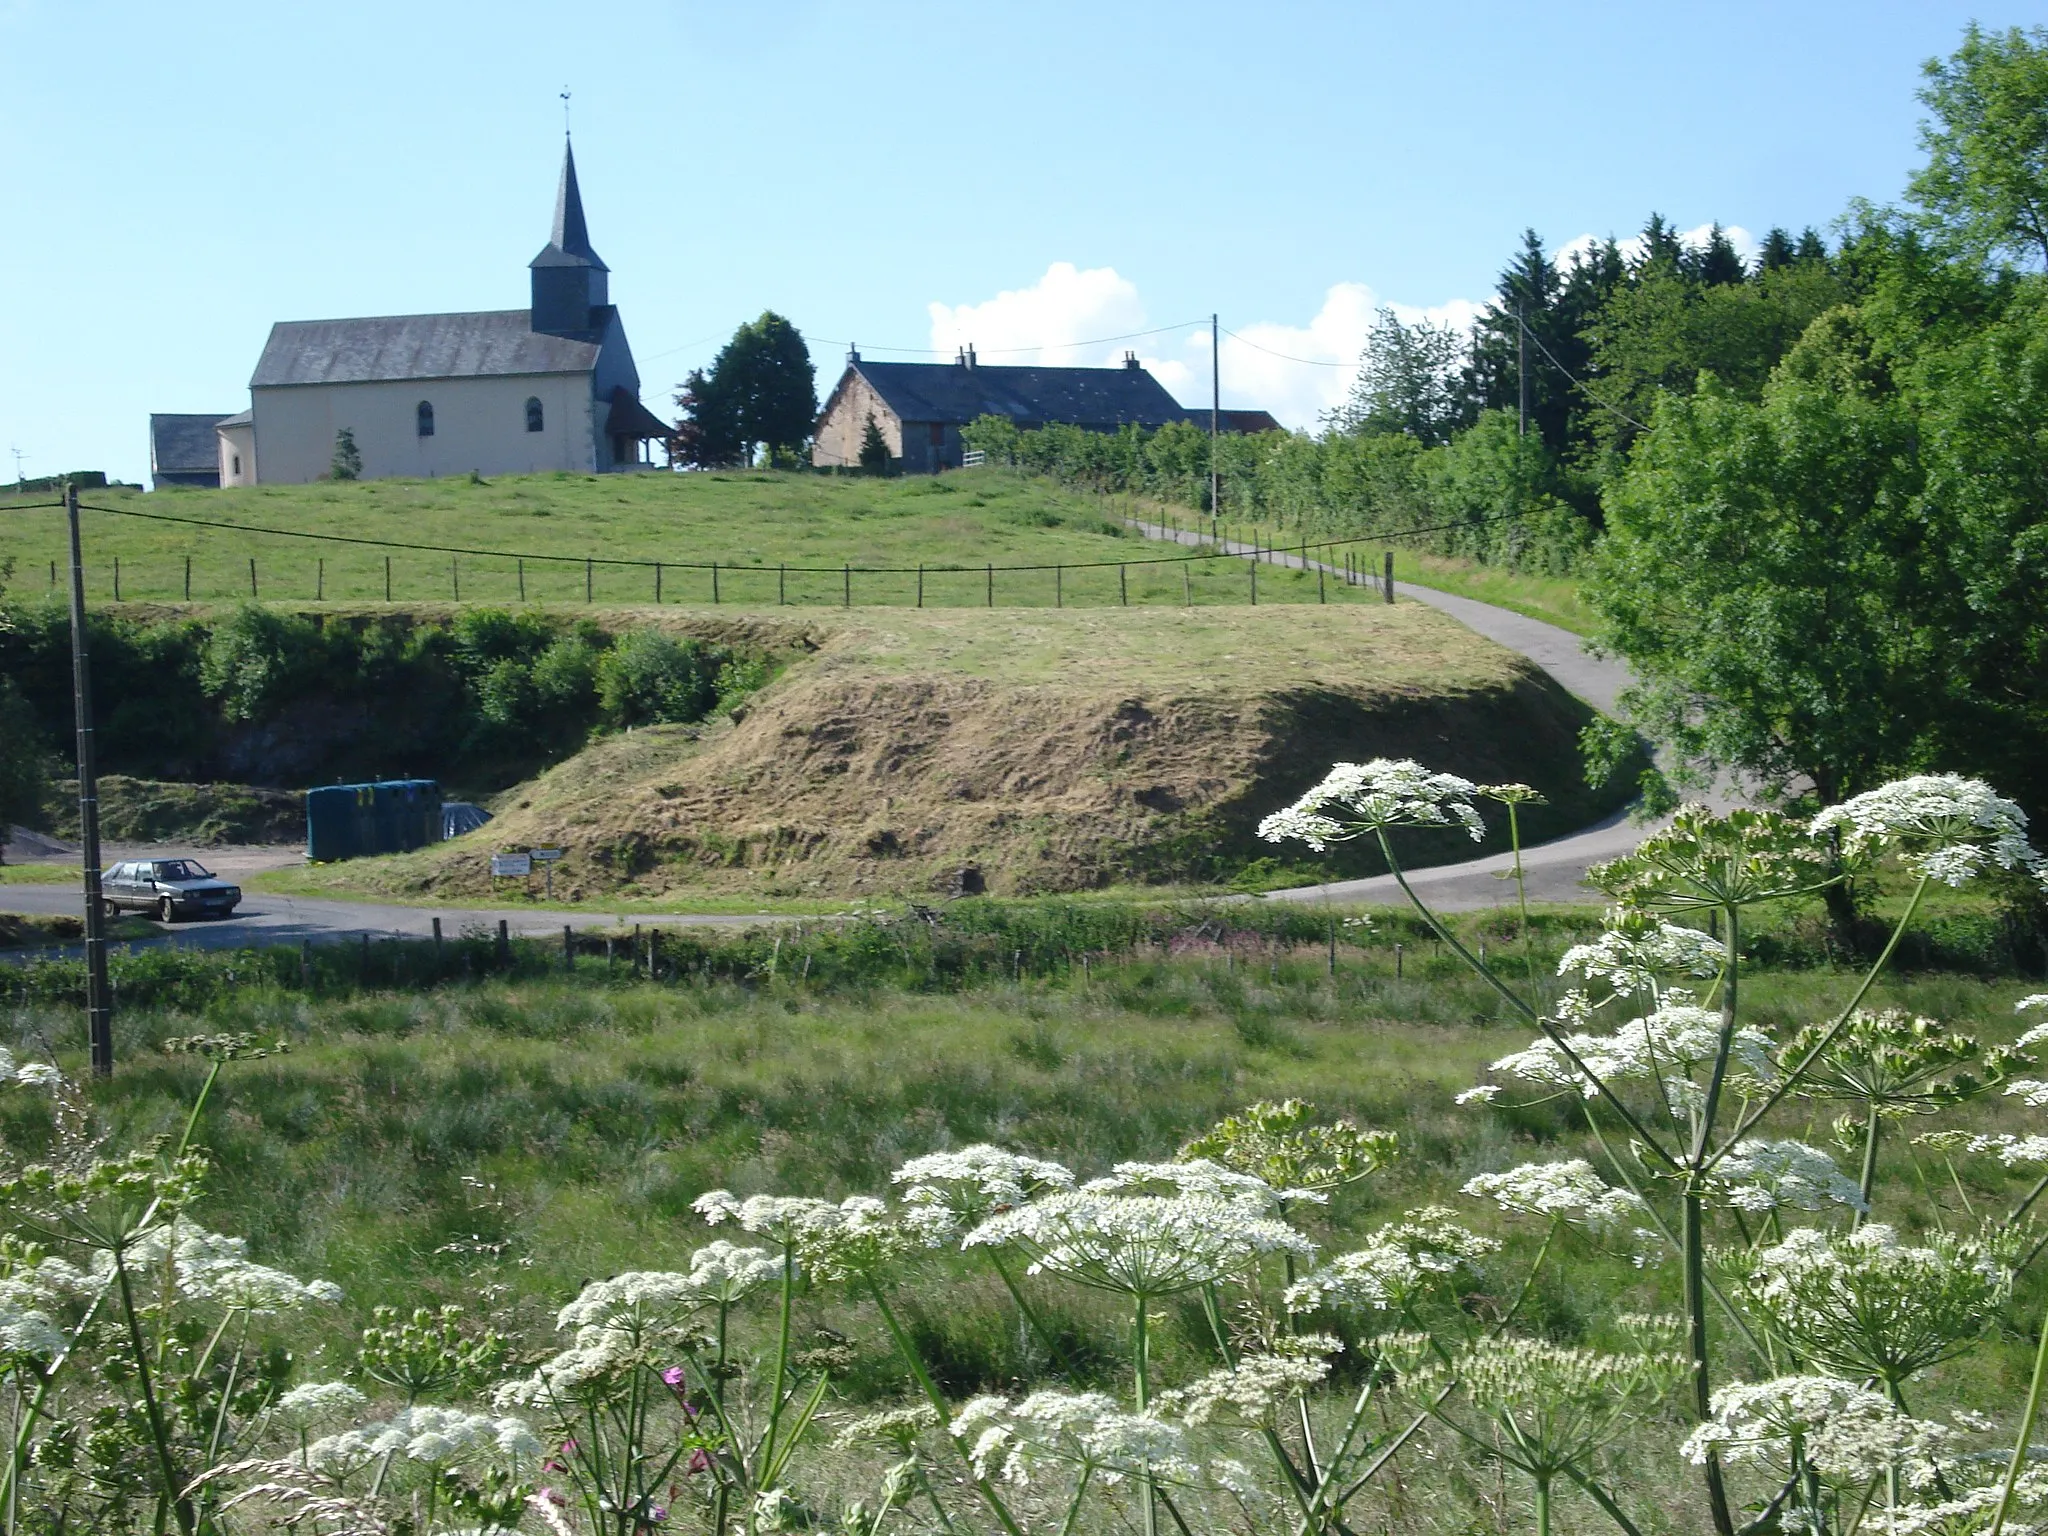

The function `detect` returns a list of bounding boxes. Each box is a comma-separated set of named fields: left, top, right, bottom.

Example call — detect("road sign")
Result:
left=491, top=853, right=533, bottom=878
left=531, top=848, right=565, bottom=863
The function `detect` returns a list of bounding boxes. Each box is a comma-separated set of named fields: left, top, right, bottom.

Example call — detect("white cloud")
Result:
left=1556, top=223, right=1759, bottom=271
left=925, top=263, right=1484, bottom=434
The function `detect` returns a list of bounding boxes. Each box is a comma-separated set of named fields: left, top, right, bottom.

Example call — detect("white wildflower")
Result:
left=835, top=1404, right=940, bottom=1449
left=1681, top=1375, right=1933, bottom=1488
left=1463, top=1159, right=1651, bottom=1236
left=1558, top=920, right=1725, bottom=996
left=555, top=1271, right=706, bottom=1334
left=494, top=1327, right=637, bottom=1408
left=1491, top=1005, right=1773, bottom=1112
left=1159, top=1342, right=1338, bottom=1425
left=952, top=1392, right=1195, bottom=1487
left=303, top=1406, right=538, bottom=1478
left=1713, top=1139, right=1867, bottom=1214
left=12, top=1063, right=61, bottom=1092
left=1257, top=759, right=1486, bottom=850
left=965, top=1190, right=1312, bottom=1297
left=752, top=1487, right=801, bottom=1531
left=685, top=1241, right=778, bottom=1303
left=1284, top=1207, right=1495, bottom=1313
left=105, top=1221, right=342, bottom=1313
left=1082, top=1158, right=1315, bottom=1210
left=272, top=1381, right=369, bottom=1431
left=694, top=1191, right=905, bottom=1276
left=2008, top=1079, right=2048, bottom=1109
left=1957, top=1132, right=2048, bottom=1169
left=1454, top=1085, right=1502, bottom=1105
left=891, top=1146, right=1075, bottom=1236
left=1811, top=774, right=2046, bottom=887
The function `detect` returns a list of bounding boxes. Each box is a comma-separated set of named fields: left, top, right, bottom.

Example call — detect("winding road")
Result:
left=2, top=541, right=1674, bottom=954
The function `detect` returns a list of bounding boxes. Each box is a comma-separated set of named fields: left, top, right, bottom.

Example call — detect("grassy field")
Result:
left=0, top=470, right=1582, bottom=624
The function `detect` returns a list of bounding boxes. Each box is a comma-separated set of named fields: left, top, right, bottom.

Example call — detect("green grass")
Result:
left=0, top=863, right=72, bottom=884
left=2, top=471, right=1391, bottom=612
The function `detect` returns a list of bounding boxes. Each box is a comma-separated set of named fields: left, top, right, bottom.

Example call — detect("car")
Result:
left=102, top=859, right=243, bottom=923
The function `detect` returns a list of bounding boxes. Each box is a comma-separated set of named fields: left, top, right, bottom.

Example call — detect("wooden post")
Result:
left=1249, top=558, right=1257, bottom=605
left=1395, top=942, right=1403, bottom=979
left=249, top=557, right=258, bottom=598
left=986, top=563, right=993, bottom=606
left=1183, top=564, right=1191, bottom=607
left=1384, top=550, right=1394, bottom=604
left=316, top=557, right=323, bottom=600
left=496, top=918, right=510, bottom=967
left=451, top=557, right=459, bottom=601
left=385, top=556, right=392, bottom=601
left=300, top=937, right=313, bottom=989
left=184, top=556, right=192, bottom=601
left=518, top=558, right=525, bottom=600
left=63, top=486, right=113, bottom=1076
left=655, top=562, right=663, bottom=603
left=112, top=556, right=119, bottom=601
left=1055, top=565, right=1062, bottom=608
left=563, top=924, right=574, bottom=973
left=1119, top=564, right=1127, bottom=605
left=916, top=564, right=924, bottom=608
left=1318, top=559, right=1325, bottom=603
left=432, top=915, right=443, bottom=975
left=712, top=561, right=720, bottom=603
left=779, top=564, right=786, bottom=605
left=585, top=558, right=593, bottom=602
left=843, top=563, right=851, bottom=607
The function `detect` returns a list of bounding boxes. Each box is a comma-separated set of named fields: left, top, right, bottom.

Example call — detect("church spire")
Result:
left=550, top=138, right=605, bottom=268
left=530, top=137, right=609, bottom=335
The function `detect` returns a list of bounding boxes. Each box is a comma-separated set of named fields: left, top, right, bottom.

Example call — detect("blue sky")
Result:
left=0, top=0, right=2025, bottom=484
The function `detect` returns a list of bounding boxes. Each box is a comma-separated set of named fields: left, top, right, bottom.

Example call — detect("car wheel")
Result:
left=100, top=899, right=118, bottom=920
left=158, top=897, right=176, bottom=924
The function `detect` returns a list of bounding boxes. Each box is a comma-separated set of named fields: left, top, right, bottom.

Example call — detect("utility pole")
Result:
left=64, top=483, right=114, bottom=1077
left=1209, top=313, right=1221, bottom=521
left=1516, top=305, right=1527, bottom=439
left=9, top=447, right=23, bottom=492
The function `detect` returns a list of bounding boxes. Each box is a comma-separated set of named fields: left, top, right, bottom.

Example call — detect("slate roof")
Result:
left=149, top=414, right=232, bottom=474
left=250, top=309, right=606, bottom=388
left=530, top=139, right=607, bottom=273
left=848, top=361, right=1190, bottom=429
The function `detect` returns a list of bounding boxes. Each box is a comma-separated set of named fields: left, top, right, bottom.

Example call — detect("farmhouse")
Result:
left=148, top=413, right=233, bottom=489
left=204, top=141, right=669, bottom=486
left=812, top=348, right=1275, bottom=474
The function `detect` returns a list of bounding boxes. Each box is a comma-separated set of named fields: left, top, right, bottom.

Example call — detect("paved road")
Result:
left=1128, top=520, right=1667, bottom=910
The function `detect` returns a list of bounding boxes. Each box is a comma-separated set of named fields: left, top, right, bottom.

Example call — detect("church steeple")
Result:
left=530, top=138, right=609, bottom=336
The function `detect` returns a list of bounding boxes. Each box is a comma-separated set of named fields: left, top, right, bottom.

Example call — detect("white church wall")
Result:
left=217, top=421, right=257, bottom=486
left=250, top=373, right=597, bottom=484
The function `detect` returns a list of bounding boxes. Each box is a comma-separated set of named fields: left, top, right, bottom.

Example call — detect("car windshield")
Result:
left=152, top=861, right=212, bottom=881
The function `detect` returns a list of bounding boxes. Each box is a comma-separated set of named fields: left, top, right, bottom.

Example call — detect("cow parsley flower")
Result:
left=1257, top=759, right=1485, bottom=851
left=1158, top=1341, right=1339, bottom=1426
left=684, top=1241, right=778, bottom=1303
left=1455, top=1085, right=1502, bottom=1105
left=494, top=1328, right=637, bottom=1408
left=1952, top=1132, right=2048, bottom=1169
left=1283, top=1207, right=1495, bottom=1313
left=834, top=1404, right=940, bottom=1450
left=1463, top=1159, right=1656, bottom=1247
left=2007, top=1079, right=2048, bottom=1109
left=1735, top=1224, right=2011, bottom=1389
left=273, top=1381, right=369, bottom=1432
left=1681, top=1375, right=1942, bottom=1489
left=105, top=1221, right=343, bottom=1313
left=1712, top=1139, right=1867, bottom=1214
left=965, top=1191, right=1312, bottom=1297
left=2017, top=993, right=2048, bottom=1051
left=1558, top=917, right=1725, bottom=997
left=890, top=1146, right=1075, bottom=1238
left=952, top=1392, right=1196, bottom=1487
left=1081, top=1158, right=1311, bottom=1210
left=12, top=1063, right=61, bottom=1092
left=0, top=1294, right=65, bottom=1361
left=1178, top=1100, right=1399, bottom=1198
left=1491, top=1005, right=1773, bottom=1113
left=555, top=1271, right=707, bottom=1335
left=1811, top=774, right=2047, bottom=887
left=695, top=1191, right=907, bottom=1277
left=303, top=1407, right=539, bottom=1479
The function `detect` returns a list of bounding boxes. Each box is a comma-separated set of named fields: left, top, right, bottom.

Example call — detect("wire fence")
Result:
left=0, top=495, right=1545, bottom=609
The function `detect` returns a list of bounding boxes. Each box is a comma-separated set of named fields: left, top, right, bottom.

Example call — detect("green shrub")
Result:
left=595, top=631, right=722, bottom=726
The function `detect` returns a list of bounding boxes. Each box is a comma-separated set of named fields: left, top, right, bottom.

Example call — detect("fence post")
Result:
left=385, top=556, right=392, bottom=601
left=1249, top=558, right=1257, bottom=605
left=316, top=557, right=323, bottom=601
left=986, top=563, right=993, bottom=607
left=1318, top=559, right=1326, bottom=603
left=1055, top=565, right=1062, bottom=608
left=563, top=924, right=574, bottom=973
left=843, top=563, right=851, bottom=607
left=1119, top=564, right=1127, bottom=605
left=184, top=556, right=192, bottom=601
left=917, top=564, right=923, bottom=608
left=300, top=938, right=313, bottom=990
left=655, top=562, right=662, bottom=603
left=112, top=556, right=119, bottom=601
left=779, top=564, right=786, bottom=605
left=1384, top=550, right=1394, bottom=604
left=518, top=558, right=525, bottom=601
left=712, top=561, right=720, bottom=603
left=496, top=918, right=510, bottom=968
left=1183, top=564, right=1191, bottom=607
left=585, top=558, right=592, bottom=602
left=249, top=557, right=258, bottom=598
left=432, top=916, right=443, bottom=975
left=452, top=557, right=459, bottom=601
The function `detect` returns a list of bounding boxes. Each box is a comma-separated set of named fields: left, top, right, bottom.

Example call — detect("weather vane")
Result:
left=561, top=87, right=571, bottom=136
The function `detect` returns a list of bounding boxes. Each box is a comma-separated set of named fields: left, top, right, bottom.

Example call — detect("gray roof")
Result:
left=251, top=309, right=605, bottom=388
left=846, top=360, right=1190, bottom=429
left=149, top=413, right=232, bottom=473
left=530, top=138, right=607, bottom=272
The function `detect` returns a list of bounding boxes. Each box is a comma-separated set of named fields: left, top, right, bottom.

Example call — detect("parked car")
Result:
left=102, top=859, right=242, bottom=922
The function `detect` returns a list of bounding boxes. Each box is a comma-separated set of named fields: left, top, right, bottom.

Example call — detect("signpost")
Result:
left=532, top=848, right=563, bottom=900
left=491, top=847, right=563, bottom=897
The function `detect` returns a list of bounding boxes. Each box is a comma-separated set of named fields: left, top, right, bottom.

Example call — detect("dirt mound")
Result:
left=330, top=605, right=1618, bottom=900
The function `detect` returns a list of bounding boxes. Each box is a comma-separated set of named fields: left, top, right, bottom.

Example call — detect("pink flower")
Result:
left=687, top=1448, right=712, bottom=1475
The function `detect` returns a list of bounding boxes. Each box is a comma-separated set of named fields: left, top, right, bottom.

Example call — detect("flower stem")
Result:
left=757, top=1246, right=796, bottom=1484
left=1856, top=1102, right=1883, bottom=1226
left=113, top=1248, right=195, bottom=1536
left=1990, top=1296, right=2048, bottom=1536
left=1135, top=1293, right=1158, bottom=1536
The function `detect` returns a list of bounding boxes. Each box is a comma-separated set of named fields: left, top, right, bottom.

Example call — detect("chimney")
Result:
left=954, top=346, right=967, bottom=367
left=847, top=343, right=861, bottom=363
left=965, top=344, right=978, bottom=369
left=1123, top=350, right=1141, bottom=370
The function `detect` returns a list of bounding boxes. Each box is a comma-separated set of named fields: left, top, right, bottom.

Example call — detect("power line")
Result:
left=67, top=496, right=1559, bottom=577
left=1219, top=328, right=1355, bottom=368
left=809, top=320, right=1207, bottom=359
left=1511, top=313, right=1651, bottom=433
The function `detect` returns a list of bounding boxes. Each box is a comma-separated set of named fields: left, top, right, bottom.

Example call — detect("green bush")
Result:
left=595, top=631, right=723, bottom=726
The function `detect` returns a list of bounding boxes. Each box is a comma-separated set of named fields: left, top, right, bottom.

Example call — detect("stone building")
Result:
left=813, top=348, right=1220, bottom=474
left=206, top=141, right=668, bottom=487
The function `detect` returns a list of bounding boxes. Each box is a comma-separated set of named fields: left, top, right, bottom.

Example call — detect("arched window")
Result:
left=231, top=454, right=242, bottom=476
left=525, top=397, right=544, bottom=433
left=416, top=401, right=435, bottom=438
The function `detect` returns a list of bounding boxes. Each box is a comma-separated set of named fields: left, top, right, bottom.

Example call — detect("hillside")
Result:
left=270, top=601, right=1624, bottom=899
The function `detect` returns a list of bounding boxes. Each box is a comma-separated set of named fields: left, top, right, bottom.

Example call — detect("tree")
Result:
left=858, top=413, right=892, bottom=474
left=330, top=427, right=362, bottom=482
left=0, top=562, right=50, bottom=845
left=1910, top=23, right=2048, bottom=267
left=1333, top=306, right=1473, bottom=446
left=674, top=312, right=817, bottom=467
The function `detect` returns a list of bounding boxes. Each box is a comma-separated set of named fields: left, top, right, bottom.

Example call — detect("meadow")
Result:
left=0, top=468, right=1562, bottom=619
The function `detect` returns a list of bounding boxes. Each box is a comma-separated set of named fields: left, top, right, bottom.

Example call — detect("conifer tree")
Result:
left=858, top=412, right=891, bottom=474
left=330, top=427, right=362, bottom=482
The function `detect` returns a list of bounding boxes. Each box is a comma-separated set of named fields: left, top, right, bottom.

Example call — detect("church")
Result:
left=210, top=142, right=670, bottom=486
